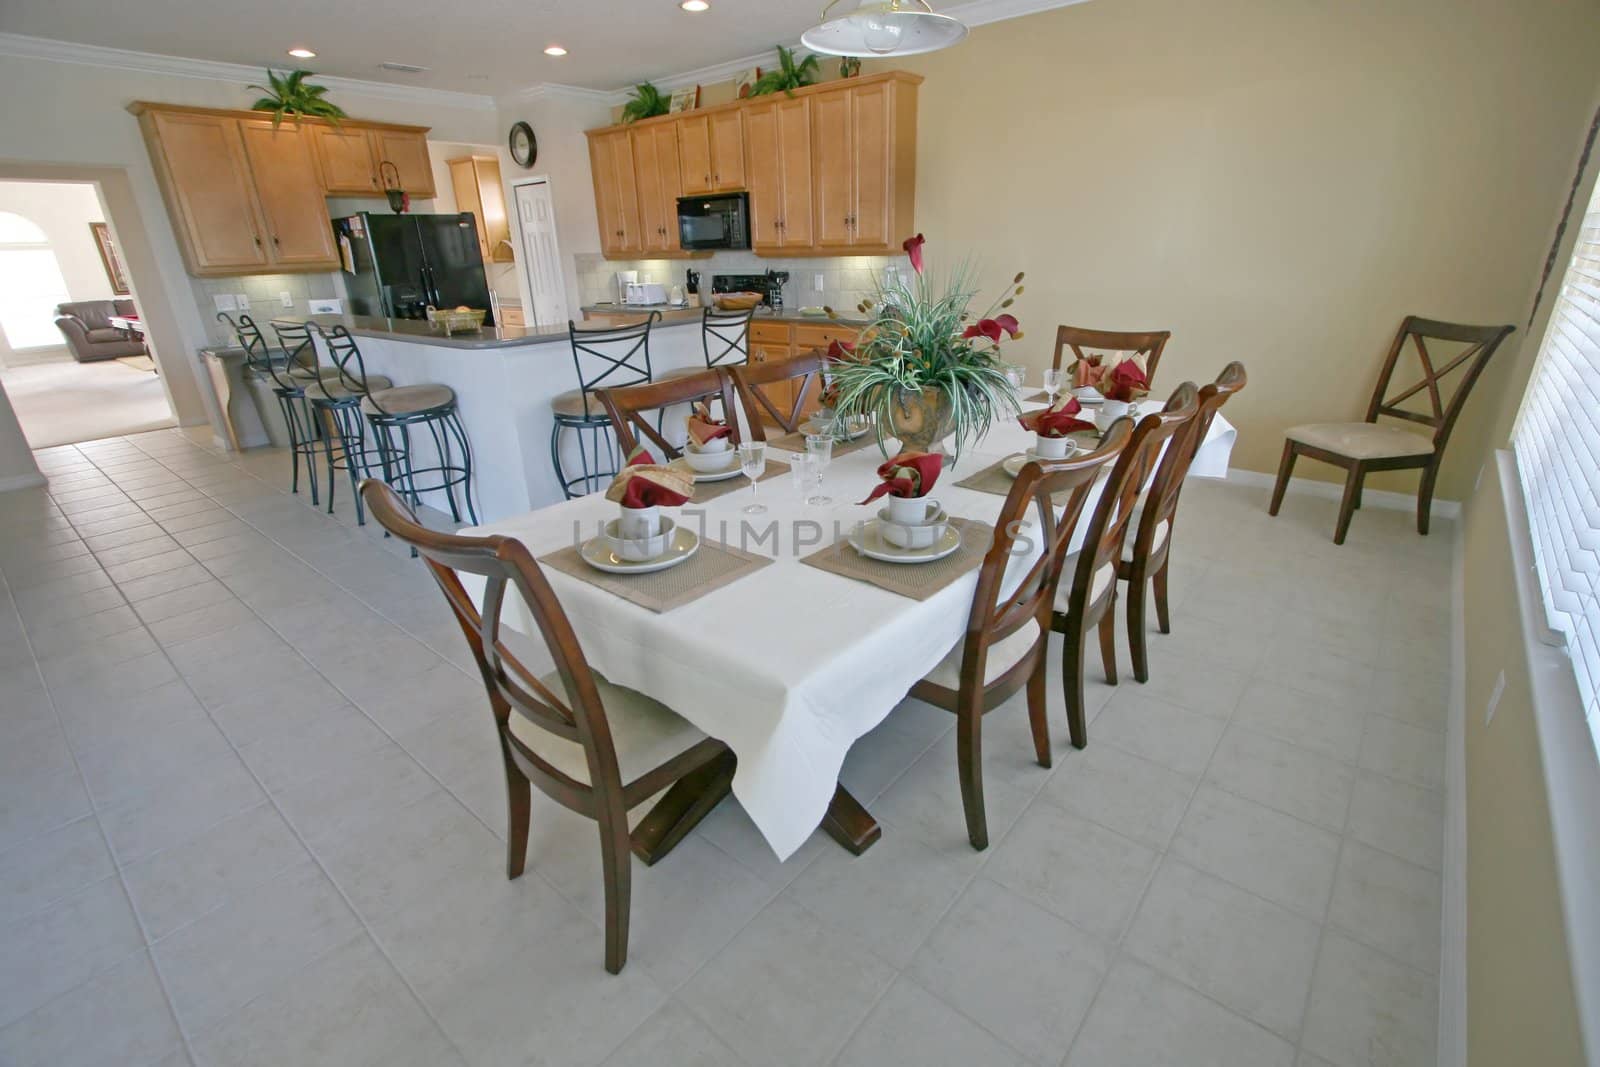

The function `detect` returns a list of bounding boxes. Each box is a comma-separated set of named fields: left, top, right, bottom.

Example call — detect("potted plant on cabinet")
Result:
left=620, top=83, right=670, bottom=122
left=249, top=69, right=346, bottom=127
left=828, top=235, right=1025, bottom=459
left=750, top=45, right=821, bottom=97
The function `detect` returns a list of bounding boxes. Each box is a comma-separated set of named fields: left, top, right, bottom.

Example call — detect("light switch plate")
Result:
left=1486, top=669, right=1506, bottom=725
left=212, top=294, right=236, bottom=312
left=236, top=293, right=251, bottom=309
left=812, top=273, right=825, bottom=290
left=278, top=291, right=294, bottom=309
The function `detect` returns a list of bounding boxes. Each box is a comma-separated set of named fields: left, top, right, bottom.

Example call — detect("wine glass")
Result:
left=804, top=433, right=833, bottom=506
left=737, top=441, right=767, bottom=515
left=1042, top=367, right=1064, bottom=405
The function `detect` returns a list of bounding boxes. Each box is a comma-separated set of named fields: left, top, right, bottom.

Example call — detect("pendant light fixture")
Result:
left=800, top=0, right=968, bottom=58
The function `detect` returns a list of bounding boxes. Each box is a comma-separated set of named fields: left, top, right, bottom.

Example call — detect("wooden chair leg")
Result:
left=1417, top=463, right=1438, bottom=536
left=599, top=820, right=632, bottom=975
left=1127, top=571, right=1150, bottom=684
left=1153, top=559, right=1172, bottom=634
left=1098, top=604, right=1119, bottom=685
left=503, top=758, right=530, bottom=880
left=1026, top=652, right=1051, bottom=768
left=955, top=702, right=987, bottom=850
left=1061, top=618, right=1089, bottom=750
left=1333, top=465, right=1363, bottom=545
left=1268, top=440, right=1298, bottom=516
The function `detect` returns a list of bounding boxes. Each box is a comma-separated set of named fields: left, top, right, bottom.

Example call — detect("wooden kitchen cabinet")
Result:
left=309, top=124, right=436, bottom=199
left=369, top=127, right=436, bottom=198
left=237, top=120, right=341, bottom=269
left=631, top=123, right=684, bottom=254
left=810, top=77, right=916, bottom=252
left=743, top=320, right=860, bottom=424
left=448, top=154, right=513, bottom=263
left=678, top=111, right=744, bottom=195
left=589, top=128, right=643, bottom=257
left=745, top=96, right=814, bottom=252
left=137, top=109, right=271, bottom=274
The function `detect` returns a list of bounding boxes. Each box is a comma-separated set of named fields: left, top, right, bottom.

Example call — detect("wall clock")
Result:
left=509, top=121, right=538, bottom=169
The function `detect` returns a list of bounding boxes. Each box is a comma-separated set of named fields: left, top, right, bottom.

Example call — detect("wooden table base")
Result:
left=821, top=783, right=882, bottom=855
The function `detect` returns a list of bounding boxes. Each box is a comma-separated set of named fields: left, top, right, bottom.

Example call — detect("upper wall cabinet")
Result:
left=449, top=154, right=514, bottom=263
left=131, top=102, right=436, bottom=276
left=584, top=72, right=920, bottom=261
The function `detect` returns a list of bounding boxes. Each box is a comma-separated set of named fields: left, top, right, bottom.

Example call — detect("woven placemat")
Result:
left=689, top=459, right=791, bottom=503
left=799, top=517, right=993, bottom=601
left=956, top=436, right=1103, bottom=499
left=766, top=429, right=880, bottom=459
left=540, top=537, right=772, bottom=613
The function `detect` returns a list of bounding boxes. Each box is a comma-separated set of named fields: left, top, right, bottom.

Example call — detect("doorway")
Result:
left=0, top=179, right=176, bottom=447
left=511, top=177, right=569, bottom=328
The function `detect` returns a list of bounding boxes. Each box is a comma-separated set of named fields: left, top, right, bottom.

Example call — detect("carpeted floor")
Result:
left=0, top=354, right=176, bottom=448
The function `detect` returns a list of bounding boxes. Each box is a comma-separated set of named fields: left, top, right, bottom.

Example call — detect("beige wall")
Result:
left=1459, top=460, right=1586, bottom=1066
left=867, top=0, right=1600, bottom=501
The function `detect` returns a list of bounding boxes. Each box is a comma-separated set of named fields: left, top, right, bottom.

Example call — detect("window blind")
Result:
left=1512, top=178, right=1600, bottom=754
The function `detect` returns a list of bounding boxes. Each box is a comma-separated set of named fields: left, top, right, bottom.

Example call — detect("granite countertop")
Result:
left=580, top=303, right=871, bottom=328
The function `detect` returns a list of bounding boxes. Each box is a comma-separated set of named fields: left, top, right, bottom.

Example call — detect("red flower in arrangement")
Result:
left=1102, top=358, right=1150, bottom=403
left=962, top=315, right=1022, bottom=344
left=901, top=233, right=926, bottom=276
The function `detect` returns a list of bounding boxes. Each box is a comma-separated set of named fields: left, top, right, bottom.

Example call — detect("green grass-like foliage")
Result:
left=249, top=69, right=346, bottom=128
left=829, top=258, right=1022, bottom=460
left=750, top=45, right=821, bottom=97
left=621, top=82, right=670, bottom=123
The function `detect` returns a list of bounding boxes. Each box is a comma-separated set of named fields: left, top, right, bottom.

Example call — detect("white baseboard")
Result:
left=0, top=471, right=46, bottom=493
left=1224, top=468, right=1462, bottom=519
left=1439, top=520, right=1468, bottom=1067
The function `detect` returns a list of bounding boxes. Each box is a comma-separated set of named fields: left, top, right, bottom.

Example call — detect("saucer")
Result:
left=581, top=524, right=700, bottom=574
left=1072, top=387, right=1104, bottom=405
left=848, top=519, right=962, bottom=564
left=667, top=454, right=743, bottom=483
left=1002, top=446, right=1088, bottom=477
left=802, top=416, right=870, bottom=440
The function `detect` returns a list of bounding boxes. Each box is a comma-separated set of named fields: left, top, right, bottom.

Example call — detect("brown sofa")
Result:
left=54, top=299, right=147, bottom=362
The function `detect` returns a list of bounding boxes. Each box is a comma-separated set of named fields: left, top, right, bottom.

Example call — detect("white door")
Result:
left=513, top=179, right=567, bottom=328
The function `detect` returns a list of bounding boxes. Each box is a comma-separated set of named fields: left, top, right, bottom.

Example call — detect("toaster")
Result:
left=624, top=282, right=669, bottom=305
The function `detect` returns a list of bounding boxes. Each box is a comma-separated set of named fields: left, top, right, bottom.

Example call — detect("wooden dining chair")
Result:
left=1050, top=383, right=1198, bottom=748
left=1052, top=325, right=1172, bottom=387
left=359, top=479, right=735, bottom=975
left=595, top=367, right=742, bottom=462
left=1271, top=316, right=1514, bottom=544
left=727, top=348, right=830, bottom=440
left=1119, top=362, right=1248, bottom=682
left=910, top=427, right=1130, bottom=850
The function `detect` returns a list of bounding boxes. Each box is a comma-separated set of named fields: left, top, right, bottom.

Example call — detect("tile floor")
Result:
left=0, top=428, right=1451, bottom=1067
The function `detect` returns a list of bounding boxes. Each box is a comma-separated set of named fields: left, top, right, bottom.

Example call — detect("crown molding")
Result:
left=503, top=82, right=620, bottom=107
left=0, top=32, right=498, bottom=111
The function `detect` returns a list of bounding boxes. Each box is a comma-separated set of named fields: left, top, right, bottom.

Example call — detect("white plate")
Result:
left=580, top=524, right=701, bottom=574
left=802, top=416, right=870, bottom=440
left=848, top=519, right=962, bottom=564
left=667, top=455, right=744, bottom=483
left=1001, top=446, right=1089, bottom=478
left=1073, top=387, right=1104, bottom=404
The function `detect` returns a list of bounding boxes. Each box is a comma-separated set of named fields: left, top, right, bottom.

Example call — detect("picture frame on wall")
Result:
left=668, top=85, right=701, bottom=113
left=734, top=67, right=762, bottom=99
left=89, top=222, right=130, bottom=295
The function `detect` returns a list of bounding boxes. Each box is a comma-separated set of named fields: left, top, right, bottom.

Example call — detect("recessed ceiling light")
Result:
left=287, top=47, right=316, bottom=59
left=544, top=45, right=568, bottom=56
left=681, top=0, right=711, bottom=11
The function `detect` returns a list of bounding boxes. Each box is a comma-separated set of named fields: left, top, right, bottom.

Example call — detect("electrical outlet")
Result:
left=212, top=294, right=236, bottom=313
left=1486, top=669, right=1506, bottom=725
left=235, top=293, right=250, bottom=309
left=812, top=273, right=825, bottom=291
left=278, top=291, right=294, bottom=309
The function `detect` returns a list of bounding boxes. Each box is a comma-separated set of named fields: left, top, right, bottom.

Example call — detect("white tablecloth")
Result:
left=463, top=408, right=1235, bottom=859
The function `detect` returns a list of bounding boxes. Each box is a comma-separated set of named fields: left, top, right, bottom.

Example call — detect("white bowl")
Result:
left=878, top=503, right=948, bottom=549
left=602, top=517, right=676, bottom=562
left=683, top=440, right=735, bottom=473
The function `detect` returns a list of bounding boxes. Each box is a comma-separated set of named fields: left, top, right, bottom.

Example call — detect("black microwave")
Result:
left=677, top=193, right=750, bottom=251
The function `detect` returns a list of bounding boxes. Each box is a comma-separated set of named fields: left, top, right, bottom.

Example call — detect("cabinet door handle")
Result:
left=272, top=235, right=280, bottom=246
left=704, top=174, right=711, bottom=183
left=253, top=235, right=261, bottom=247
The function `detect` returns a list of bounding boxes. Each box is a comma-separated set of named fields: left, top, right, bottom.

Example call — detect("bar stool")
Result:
left=321, top=332, right=480, bottom=527
left=301, top=323, right=394, bottom=525
left=219, top=312, right=327, bottom=502
left=657, top=307, right=754, bottom=382
left=551, top=313, right=658, bottom=498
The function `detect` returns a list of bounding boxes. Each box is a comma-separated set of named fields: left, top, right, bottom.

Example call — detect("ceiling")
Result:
left=0, top=0, right=1032, bottom=98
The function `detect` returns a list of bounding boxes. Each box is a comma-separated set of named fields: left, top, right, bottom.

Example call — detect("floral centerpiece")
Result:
left=826, top=234, right=1025, bottom=459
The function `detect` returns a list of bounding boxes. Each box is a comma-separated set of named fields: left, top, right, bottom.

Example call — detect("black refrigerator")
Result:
left=332, top=212, right=495, bottom=325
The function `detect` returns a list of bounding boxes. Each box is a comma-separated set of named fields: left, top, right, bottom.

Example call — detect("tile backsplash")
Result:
left=575, top=251, right=898, bottom=314
left=192, top=273, right=344, bottom=346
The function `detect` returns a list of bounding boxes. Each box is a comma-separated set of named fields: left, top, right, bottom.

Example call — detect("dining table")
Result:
left=459, top=399, right=1237, bottom=861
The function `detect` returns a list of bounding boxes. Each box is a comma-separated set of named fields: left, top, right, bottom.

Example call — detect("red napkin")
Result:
left=1019, top=396, right=1095, bottom=438
left=686, top=403, right=731, bottom=447
left=605, top=446, right=694, bottom=508
left=859, top=451, right=943, bottom=504
left=1073, top=354, right=1105, bottom=390
left=1103, top=358, right=1150, bottom=402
